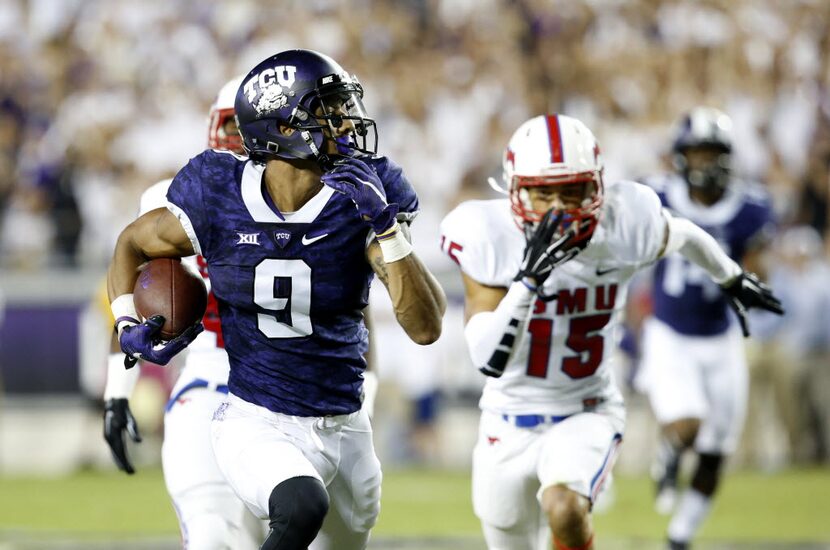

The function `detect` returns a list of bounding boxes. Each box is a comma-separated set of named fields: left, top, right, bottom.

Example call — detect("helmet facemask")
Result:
left=287, top=75, right=378, bottom=165
left=510, top=171, right=603, bottom=244
left=497, top=115, right=606, bottom=247
left=674, top=144, right=730, bottom=198
left=672, top=107, right=733, bottom=199
left=208, top=107, right=245, bottom=154
left=208, top=75, right=245, bottom=155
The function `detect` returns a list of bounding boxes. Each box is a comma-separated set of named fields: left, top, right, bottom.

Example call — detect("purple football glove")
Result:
left=321, top=157, right=399, bottom=234
left=119, top=315, right=203, bottom=367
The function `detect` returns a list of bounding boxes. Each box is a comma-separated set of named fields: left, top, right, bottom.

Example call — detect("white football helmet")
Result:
left=495, top=114, right=604, bottom=243
left=208, top=75, right=245, bottom=154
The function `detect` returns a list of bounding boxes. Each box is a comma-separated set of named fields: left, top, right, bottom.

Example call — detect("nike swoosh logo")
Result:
left=595, top=266, right=619, bottom=276
left=301, top=233, right=329, bottom=245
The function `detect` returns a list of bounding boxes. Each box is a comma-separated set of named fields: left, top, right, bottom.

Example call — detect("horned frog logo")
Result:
left=243, top=65, right=298, bottom=116
left=255, top=84, right=288, bottom=115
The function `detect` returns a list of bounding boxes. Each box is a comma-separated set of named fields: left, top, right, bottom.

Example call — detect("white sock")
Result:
left=667, top=488, right=711, bottom=542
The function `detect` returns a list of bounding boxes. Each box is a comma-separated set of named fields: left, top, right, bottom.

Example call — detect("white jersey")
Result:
left=441, top=180, right=666, bottom=415
left=140, top=179, right=230, bottom=389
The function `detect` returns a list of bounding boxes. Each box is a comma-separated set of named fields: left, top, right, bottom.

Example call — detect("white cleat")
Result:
left=654, top=486, right=677, bottom=515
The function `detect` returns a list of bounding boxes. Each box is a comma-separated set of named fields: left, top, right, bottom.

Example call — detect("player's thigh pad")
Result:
left=473, top=411, right=545, bottom=530
left=641, top=318, right=708, bottom=423
left=163, top=388, right=229, bottom=496
left=695, top=327, right=748, bottom=455
left=536, top=408, right=624, bottom=504
left=210, top=397, right=321, bottom=519
left=323, top=408, right=382, bottom=535
left=171, top=483, right=255, bottom=550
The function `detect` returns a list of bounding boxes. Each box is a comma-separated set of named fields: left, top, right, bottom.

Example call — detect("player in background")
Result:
left=439, top=114, right=782, bottom=550
left=636, top=107, right=777, bottom=550
left=102, top=76, right=268, bottom=549
left=107, top=49, right=446, bottom=550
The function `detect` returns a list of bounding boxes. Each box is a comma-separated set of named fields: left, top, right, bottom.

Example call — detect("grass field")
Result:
left=1, top=467, right=829, bottom=547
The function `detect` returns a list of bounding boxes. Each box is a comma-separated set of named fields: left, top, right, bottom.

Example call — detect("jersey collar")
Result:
left=665, top=174, right=743, bottom=226
left=241, top=161, right=334, bottom=224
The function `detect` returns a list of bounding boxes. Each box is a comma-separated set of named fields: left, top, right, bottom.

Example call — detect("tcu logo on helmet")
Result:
left=242, top=65, right=298, bottom=115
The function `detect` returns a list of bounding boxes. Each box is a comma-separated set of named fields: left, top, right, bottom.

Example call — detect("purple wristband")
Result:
left=115, top=316, right=139, bottom=329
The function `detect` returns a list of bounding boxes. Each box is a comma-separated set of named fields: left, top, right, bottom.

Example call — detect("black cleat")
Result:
left=668, top=539, right=689, bottom=550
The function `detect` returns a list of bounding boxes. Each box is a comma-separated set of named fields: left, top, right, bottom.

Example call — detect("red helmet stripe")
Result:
left=545, top=114, right=564, bottom=164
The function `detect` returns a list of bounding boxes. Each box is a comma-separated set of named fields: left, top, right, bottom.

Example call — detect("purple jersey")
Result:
left=166, top=149, right=418, bottom=416
left=645, top=174, right=773, bottom=336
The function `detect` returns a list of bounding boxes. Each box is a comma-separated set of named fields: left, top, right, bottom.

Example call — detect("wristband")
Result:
left=111, top=294, right=139, bottom=335
left=377, top=223, right=413, bottom=263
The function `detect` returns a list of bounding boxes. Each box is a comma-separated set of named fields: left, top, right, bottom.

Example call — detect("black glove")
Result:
left=720, top=271, right=784, bottom=337
left=103, top=398, right=142, bottom=474
left=514, top=209, right=588, bottom=290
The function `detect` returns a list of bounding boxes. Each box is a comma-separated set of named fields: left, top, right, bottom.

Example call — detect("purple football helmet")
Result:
left=234, top=49, right=377, bottom=165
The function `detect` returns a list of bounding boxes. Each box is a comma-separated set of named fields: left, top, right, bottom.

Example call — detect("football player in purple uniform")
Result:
left=103, top=76, right=268, bottom=549
left=106, top=49, right=446, bottom=550
left=637, top=107, right=779, bottom=550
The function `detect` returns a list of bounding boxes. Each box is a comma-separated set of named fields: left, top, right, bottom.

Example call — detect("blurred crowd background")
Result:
left=0, top=0, right=829, bottom=474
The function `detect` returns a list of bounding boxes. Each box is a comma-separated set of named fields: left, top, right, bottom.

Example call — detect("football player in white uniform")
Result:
left=440, top=114, right=783, bottom=550
left=637, top=108, right=779, bottom=550
left=102, top=76, right=268, bottom=549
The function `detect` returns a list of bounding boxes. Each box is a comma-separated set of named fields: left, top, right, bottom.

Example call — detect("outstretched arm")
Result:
left=658, top=210, right=741, bottom=284
left=367, top=237, right=446, bottom=345
left=659, top=210, right=783, bottom=335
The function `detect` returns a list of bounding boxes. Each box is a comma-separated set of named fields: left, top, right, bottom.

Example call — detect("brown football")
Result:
left=133, top=258, right=208, bottom=340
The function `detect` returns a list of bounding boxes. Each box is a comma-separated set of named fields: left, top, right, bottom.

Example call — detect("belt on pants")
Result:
left=165, top=378, right=229, bottom=412
left=501, top=413, right=571, bottom=428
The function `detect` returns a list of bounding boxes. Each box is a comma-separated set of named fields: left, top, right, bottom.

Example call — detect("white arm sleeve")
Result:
left=103, top=352, right=140, bottom=400
left=662, top=210, right=742, bottom=285
left=464, top=281, right=535, bottom=375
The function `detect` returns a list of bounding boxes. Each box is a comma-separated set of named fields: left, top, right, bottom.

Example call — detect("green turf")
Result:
left=373, top=468, right=480, bottom=537
left=0, top=467, right=828, bottom=542
left=593, top=470, right=830, bottom=542
left=0, top=469, right=177, bottom=538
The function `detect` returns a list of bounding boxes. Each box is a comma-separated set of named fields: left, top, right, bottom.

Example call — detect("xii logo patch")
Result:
left=236, top=232, right=261, bottom=246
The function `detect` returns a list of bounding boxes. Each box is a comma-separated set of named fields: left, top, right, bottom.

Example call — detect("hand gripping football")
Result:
left=133, top=258, right=207, bottom=340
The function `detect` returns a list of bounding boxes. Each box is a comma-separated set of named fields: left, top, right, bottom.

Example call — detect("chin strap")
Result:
left=317, top=152, right=351, bottom=172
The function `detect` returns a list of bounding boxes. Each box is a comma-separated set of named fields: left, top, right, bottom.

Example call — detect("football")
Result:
left=133, top=258, right=208, bottom=340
